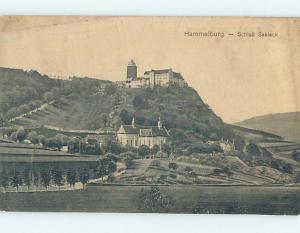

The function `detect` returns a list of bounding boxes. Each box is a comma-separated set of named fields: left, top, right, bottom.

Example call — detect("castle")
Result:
left=116, top=60, right=187, bottom=88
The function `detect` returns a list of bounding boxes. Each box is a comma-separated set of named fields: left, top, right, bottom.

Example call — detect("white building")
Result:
left=117, top=117, right=169, bottom=148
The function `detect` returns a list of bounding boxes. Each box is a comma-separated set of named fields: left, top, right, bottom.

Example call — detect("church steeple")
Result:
left=158, top=116, right=162, bottom=130
left=132, top=117, right=136, bottom=128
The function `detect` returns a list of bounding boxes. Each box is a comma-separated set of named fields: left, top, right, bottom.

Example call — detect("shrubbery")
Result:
left=138, top=186, right=174, bottom=213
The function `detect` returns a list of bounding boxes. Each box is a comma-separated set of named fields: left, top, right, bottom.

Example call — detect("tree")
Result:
left=119, top=109, right=131, bottom=124
left=125, top=158, right=134, bottom=169
left=138, top=145, right=150, bottom=158
left=133, top=95, right=148, bottom=109
left=97, top=158, right=117, bottom=180
left=79, top=168, right=90, bottom=190
left=43, top=91, right=54, bottom=102
left=52, top=168, right=64, bottom=190
left=102, top=140, right=125, bottom=155
left=169, top=128, right=186, bottom=141
left=27, top=131, right=39, bottom=144
left=271, top=160, right=280, bottom=170
left=168, top=162, right=178, bottom=171
left=246, top=143, right=261, bottom=156
left=38, top=135, right=46, bottom=146
left=162, top=144, right=172, bottom=155
left=40, top=170, right=51, bottom=190
left=0, top=114, right=6, bottom=127
left=151, top=144, right=160, bottom=155
left=138, top=186, right=174, bottom=213
left=16, top=127, right=26, bottom=142
left=66, top=168, right=77, bottom=189
left=33, top=170, right=40, bottom=188
left=105, top=84, right=117, bottom=96
left=282, top=163, right=293, bottom=174
left=292, top=150, right=300, bottom=161
left=54, top=134, right=66, bottom=150
left=0, top=170, right=9, bottom=192
left=68, top=137, right=80, bottom=154
left=23, top=169, right=32, bottom=191
left=45, top=137, right=58, bottom=149
left=11, top=171, right=23, bottom=191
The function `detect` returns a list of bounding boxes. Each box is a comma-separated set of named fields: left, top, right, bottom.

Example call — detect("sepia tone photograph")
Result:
left=0, top=16, right=299, bottom=214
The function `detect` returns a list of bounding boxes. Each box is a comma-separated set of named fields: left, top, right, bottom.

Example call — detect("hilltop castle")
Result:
left=116, top=60, right=187, bottom=88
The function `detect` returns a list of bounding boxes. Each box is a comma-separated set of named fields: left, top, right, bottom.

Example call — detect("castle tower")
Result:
left=158, top=116, right=162, bottom=130
left=127, top=59, right=137, bottom=81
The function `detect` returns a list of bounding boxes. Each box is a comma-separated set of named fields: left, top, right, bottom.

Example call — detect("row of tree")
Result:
left=0, top=167, right=90, bottom=191
left=0, top=155, right=117, bottom=192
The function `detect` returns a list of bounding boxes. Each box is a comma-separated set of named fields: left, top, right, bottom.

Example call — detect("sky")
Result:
left=0, top=16, right=299, bottom=123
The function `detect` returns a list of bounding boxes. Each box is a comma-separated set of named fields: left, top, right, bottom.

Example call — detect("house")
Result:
left=117, top=117, right=169, bottom=148
left=219, top=140, right=235, bottom=153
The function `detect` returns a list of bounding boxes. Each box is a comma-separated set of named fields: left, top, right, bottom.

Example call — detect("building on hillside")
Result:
left=117, top=60, right=187, bottom=88
left=219, top=139, right=235, bottom=153
left=117, top=117, right=169, bottom=148
left=144, top=68, right=186, bottom=88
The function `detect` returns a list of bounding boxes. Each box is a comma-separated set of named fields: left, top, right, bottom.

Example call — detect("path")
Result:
left=8, top=100, right=55, bottom=123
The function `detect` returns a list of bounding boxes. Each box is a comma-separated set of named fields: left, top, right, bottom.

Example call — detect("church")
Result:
left=117, top=117, right=169, bottom=148
left=116, top=60, right=187, bottom=88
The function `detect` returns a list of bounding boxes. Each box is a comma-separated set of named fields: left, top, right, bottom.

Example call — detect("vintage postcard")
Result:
left=0, top=16, right=299, bottom=214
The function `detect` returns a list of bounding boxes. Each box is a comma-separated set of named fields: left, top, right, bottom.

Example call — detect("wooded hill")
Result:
left=0, top=67, right=280, bottom=148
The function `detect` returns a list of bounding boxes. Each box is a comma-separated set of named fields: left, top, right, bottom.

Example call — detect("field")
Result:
left=0, top=184, right=299, bottom=214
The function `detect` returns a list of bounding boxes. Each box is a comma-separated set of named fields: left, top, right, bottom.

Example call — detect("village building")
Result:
left=117, top=117, right=169, bottom=148
left=117, top=59, right=187, bottom=88
left=219, top=139, right=235, bottom=153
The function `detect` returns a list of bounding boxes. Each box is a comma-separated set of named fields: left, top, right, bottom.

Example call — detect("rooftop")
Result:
left=119, top=124, right=169, bottom=137
left=128, top=59, right=137, bottom=67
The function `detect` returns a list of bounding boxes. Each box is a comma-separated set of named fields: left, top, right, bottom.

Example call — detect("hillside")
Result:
left=236, top=112, right=300, bottom=143
left=0, top=67, right=238, bottom=146
left=0, top=67, right=59, bottom=115
left=10, top=84, right=233, bottom=142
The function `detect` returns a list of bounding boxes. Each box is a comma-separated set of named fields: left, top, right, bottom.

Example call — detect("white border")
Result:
left=0, top=1, right=299, bottom=233
left=0, top=0, right=299, bottom=16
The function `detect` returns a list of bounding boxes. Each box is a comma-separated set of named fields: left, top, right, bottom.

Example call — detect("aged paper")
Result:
left=0, top=16, right=299, bottom=214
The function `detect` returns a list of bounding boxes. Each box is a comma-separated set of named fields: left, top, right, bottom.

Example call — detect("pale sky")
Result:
left=0, top=16, right=299, bottom=123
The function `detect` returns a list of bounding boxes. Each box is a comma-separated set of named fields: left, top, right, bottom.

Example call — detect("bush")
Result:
left=27, top=131, right=39, bottom=144
left=133, top=94, right=148, bottom=109
left=138, top=145, right=150, bottom=157
left=282, top=163, right=293, bottom=174
left=162, top=144, right=172, bottom=155
left=168, top=162, right=178, bottom=171
left=16, top=127, right=26, bottom=142
left=104, top=153, right=119, bottom=162
left=292, top=150, right=300, bottom=161
left=125, top=159, right=134, bottom=169
left=246, top=143, right=261, bottom=156
left=138, top=186, right=174, bottom=212
left=102, top=140, right=126, bottom=155
left=151, top=144, right=160, bottom=155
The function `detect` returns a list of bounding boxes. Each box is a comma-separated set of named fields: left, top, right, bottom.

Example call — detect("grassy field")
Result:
left=0, top=185, right=299, bottom=214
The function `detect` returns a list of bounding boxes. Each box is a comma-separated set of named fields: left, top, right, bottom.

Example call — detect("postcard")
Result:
left=0, top=16, right=299, bottom=214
